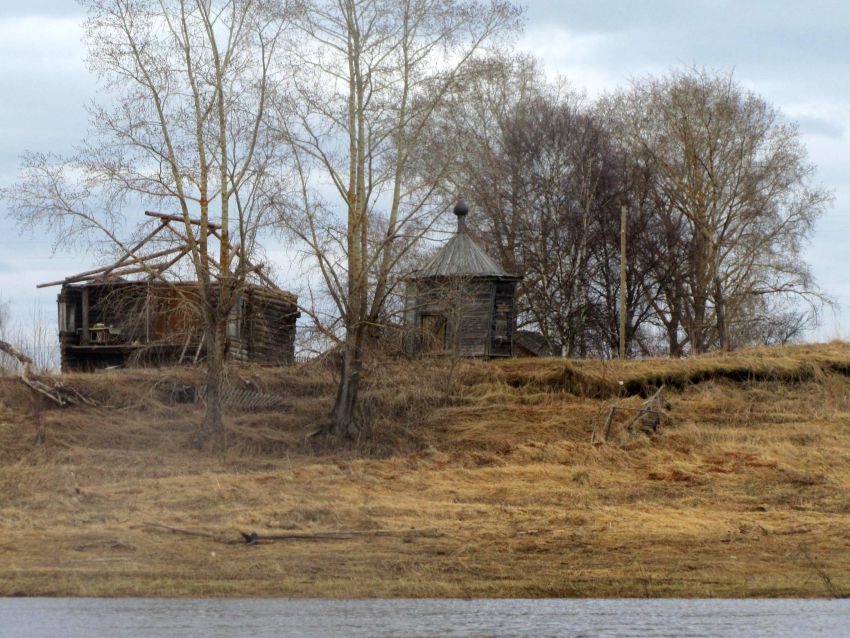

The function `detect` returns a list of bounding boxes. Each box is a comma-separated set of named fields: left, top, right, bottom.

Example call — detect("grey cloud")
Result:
left=0, top=3, right=84, bottom=18
left=527, top=0, right=850, bottom=91
left=529, top=0, right=850, bottom=40
left=795, top=116, right=844, bottom=140
left=0, top=13, right=95, bottom=186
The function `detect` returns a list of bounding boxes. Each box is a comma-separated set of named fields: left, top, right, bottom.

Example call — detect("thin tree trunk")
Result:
left=668, top=323, right=682, bottom=357
left=330, top=322, right=364, bottom=438
left=194, top=321, right=226, bottom=451
left=715, top=275, right=730, bottom=351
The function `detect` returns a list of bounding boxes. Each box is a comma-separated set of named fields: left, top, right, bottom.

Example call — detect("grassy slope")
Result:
left=2, top=343, right=850, bottom=597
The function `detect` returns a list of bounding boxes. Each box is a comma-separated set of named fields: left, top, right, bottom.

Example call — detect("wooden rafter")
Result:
left=144, top=210, right=221, bottom=230
left=36, top=211, right=275, bottom=291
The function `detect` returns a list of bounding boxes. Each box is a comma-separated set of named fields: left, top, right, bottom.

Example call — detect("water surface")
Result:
left=2, top=598, right=849, bottom=637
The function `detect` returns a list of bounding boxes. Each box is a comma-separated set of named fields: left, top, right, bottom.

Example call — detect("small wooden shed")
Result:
left=42, top=211, right=299, bottom=372
left=404, top=202, right=520, bottom=358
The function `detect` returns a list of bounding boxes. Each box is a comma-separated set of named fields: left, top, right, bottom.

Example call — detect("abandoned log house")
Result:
left=41, top=211, right=299, bottom=372
left=404, top=202, right=521, bottom=357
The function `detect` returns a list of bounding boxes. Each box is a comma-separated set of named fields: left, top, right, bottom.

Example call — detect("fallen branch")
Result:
left=592, top=385, right=668, bottom=443
left=140, top=521, right=219, bottom=539
left=0, top=339, right=33, bottom=367
left=800, top=544, right=845, bottom=599
left=138, top=520, right=441, bottom=545
left=64, top=557, right=134, bottom=564
left=0, top=339, right=96, bottom=407
left=240, top=530, right=436, bottom=544
left=622, top=385, right=667, bottom=434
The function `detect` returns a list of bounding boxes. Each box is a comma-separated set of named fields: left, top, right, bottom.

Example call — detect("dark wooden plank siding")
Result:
left=58, top=281, right=298, bottom=371
left=245, top=290, right=298, bottom=364
left=456, top=280, right=494, bottom=357
left=489, top=280, right=516, bottom=357
left=410, top=278, right=495, bottom=357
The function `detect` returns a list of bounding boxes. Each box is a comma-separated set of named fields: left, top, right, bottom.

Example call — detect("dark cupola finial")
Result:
left=453, top=200, right=469, bottom=233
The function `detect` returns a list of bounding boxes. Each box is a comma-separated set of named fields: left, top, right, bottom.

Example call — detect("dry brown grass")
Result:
left=3, top=343, right=850, bottom=597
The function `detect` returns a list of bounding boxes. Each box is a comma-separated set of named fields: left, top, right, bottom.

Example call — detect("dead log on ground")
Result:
left=240, top=529, right=441, bottom=544
left=135, top=520, right=440, bottom=544
left=591, top=385, right=669, bottom=443
left=622, top=385, right=668, bottom=434
left=140, top=521, right=220, bottom=539
left=0, top=339, right=96, bottom=407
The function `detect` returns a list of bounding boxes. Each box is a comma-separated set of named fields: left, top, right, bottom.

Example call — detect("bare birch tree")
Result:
left=607, top=69, right=831, bottom=352
left=2, top=0, right=293, bottom=450
left=278, top=0, right=521, bottom=437
left=418, top=54, right=549, bottom=275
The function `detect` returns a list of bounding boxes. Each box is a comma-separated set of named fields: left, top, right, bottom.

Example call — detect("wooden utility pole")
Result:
left=619, top=205, right=627, bottom=360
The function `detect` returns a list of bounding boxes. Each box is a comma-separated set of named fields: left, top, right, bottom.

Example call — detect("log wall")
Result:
left=407, top=276, right=517, bottom=358
left=58, top=281, right=298, bottom=371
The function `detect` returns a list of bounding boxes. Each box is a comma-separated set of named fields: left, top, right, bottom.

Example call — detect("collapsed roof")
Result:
left=38, top=210, right=286, bottom=296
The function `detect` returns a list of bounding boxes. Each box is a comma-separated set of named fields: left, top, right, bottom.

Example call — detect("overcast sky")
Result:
left=1, top=1, right=849, bottom=340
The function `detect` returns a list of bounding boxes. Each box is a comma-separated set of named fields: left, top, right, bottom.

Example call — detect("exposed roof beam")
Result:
left=145, top=210, right=222, bottom=230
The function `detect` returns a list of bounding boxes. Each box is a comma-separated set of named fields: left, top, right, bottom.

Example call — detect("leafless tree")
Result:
left=606, top=68, right=831, bottom=353
left=276, top=0, right=522, bottom=437
left=418, top=54, right=551, bottom=275
left=0, top=297, right=7, bottom=337
left=2, top=0, right=294, bottom=450
left=418, top=56, right=660, bottom=357
left=585, top=145, right=664, bottom=357
left=0, top=297, right=11, bottom=374
left=423, top=62, right=828, bottom=357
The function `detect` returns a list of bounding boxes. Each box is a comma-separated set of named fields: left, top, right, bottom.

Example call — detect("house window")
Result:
left=58, top=302, right=76, bottom=333
left=228, top=296, right=246, bottom=339
left=420, top=314, right=447, bottom=352
left=493, top=318, right=508, bottom=339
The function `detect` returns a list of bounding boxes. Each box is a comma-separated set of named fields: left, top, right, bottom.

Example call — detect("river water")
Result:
left=1, top=598, right=849, bottom=637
